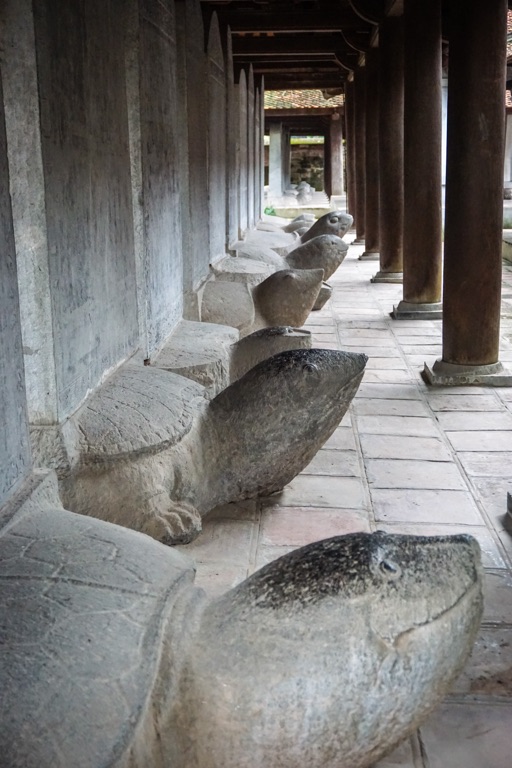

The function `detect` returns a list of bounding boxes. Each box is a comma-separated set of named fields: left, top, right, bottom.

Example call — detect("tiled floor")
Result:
left=178, top=239, right=512, bottom=767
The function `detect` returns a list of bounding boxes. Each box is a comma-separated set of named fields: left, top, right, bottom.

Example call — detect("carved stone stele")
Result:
left=229, top=326, right=312, bottom=382
left=0, top=484, right=483, bottom=768
left=201, top=267, right=324, bottom=336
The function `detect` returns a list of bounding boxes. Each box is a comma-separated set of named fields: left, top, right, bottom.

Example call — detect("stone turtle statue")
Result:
left=201, top=267, right=324, bottom=336
left=300, top=209, right=353, bottom=243
left=287, top=234, right=349, bottom=282
left=61, top=348, right=367, bottom=544
left=0, top=500, right=483, bottom=768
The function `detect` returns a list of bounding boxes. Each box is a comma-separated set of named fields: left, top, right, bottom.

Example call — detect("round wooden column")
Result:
left=360, top=48, right=379, bottom=261
left=372, top=16, right=404, bottom=283
left=353, top=65, right=366, bottom=244
left=328, top=113, right=344, bottom=198
left=344, top=79, right=356, bottom=218
left=393, top=0, right=443, bottom=317
left=424, top=0, right=512, bottom=386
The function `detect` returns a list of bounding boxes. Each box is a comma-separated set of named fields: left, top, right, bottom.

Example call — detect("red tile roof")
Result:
left=264, top=89, right=344, bottom=110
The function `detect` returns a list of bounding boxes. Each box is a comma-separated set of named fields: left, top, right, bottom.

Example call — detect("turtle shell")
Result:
left=74, top=364, right=208, bottom=465
left=0, top=503, right=195, bottom=767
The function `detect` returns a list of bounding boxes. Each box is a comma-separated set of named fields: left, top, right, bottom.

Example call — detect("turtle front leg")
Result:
left=140, top=498, right=203, bottom=546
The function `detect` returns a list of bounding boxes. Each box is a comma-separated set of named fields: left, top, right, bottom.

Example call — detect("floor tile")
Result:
left=372, top=735, right=420, bottom=767
left=435, top=410, right=512, bottom=431
left=356, top=383, right=423, bottom=400
left=176, top=519, right=256, bottom=565
left=445, top=430, right=512, bottom=452
left=482, top=569, right=512, bottom=623
left=353, top=398, right=431, bottom=417
left=365, top=357, right=409, bottom=370
left=371, top=488, right=485, bottom=525
left=302, top=448, right=360, bottom=476
left=191, top=561, right=249, bottom=597
left=426, top=394, right=503, bottom=411
left=366, top=459, right=468, bottom=490
left=357, top=415, right=441, bottom=437
left=450, top=626, right=512, bottom=697
left=259, top=506, right=370, bottom=547
left=458, top=452, right=512, bottom=477
left=363, top=369, right=413, bottom=383
left=359, top=434, right=452, bottom=462
left=267, top=475, right=367, bottom=509
left=323, top=426, right=357, bottom=450
left=420, top=702, right=512, bottom=768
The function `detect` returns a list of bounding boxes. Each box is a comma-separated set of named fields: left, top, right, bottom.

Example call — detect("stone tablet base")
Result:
left=422, top=359, right=512, bottom=387
left=391, top=300, right=443, bottom=320
left=153, top=320, right=238, bottom=394
left=371, top=271, right=403, bottom=284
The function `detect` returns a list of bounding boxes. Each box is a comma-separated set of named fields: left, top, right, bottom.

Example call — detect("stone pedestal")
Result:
left=392, top=300, right=442, bottom=320
left=371, top=271, right=403, bottom=284
left=359, top=251, right=380, bottom=261
left=423, top=360, right=512, bottom=388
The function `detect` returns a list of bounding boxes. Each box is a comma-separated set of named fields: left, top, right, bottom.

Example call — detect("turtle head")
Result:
left=208, top=348, right=367, bottom=499
left=181, top=532, right=482, bottom=767
left=301, top=210, right=354, bottom=243
left=229, top=530, right=483, bottom=642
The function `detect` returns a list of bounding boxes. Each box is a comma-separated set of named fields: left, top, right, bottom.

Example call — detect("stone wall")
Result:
left=175, top=0, right=210, bottom=311
left=32, top=0, right=139, bottom=417
left=0, top=0, right=264, bottom=501
left=0, top=67, right=31, bottom=506
left=127, top=0, right=183, bottom=357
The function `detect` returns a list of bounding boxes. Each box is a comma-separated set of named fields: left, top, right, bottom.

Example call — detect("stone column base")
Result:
left=422, top=359, right=512, bottom=387
left=391, top=300, right=443, bottom=320
left=371, top=271, right=403, bottom=284
left=352, top=237, right=365, bottom=245
left=359, top=250, right=380, bottom=261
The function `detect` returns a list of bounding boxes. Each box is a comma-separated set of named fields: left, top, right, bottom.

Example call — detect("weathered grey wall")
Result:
left=0, top=68, right=31, bottom=507
left=175, top=0, right=210, bottom=312
left=207, top=14, right=228, bottom=264
left=32, top=0, right=139, bottom=418
left=127, top=0, right=183, bottom=357
left=226, top=31, right=240, bottom=248
left=1, top=0, right=58, bottom=426
left=238, top=70, right=249, bottom=235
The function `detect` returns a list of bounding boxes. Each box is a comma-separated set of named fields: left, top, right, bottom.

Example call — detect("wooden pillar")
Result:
left=353, top=65, right=366, bottom=243
left=424, top=0, right=512, bottom=386
left=393, top=0, right=443, bottom=317
left=345, top=79, right=356, bottom=218
left=329, top=113, right=344, bottom=198
left=372, top=16, right=404, bottom=283
left=360, top=48, right=380, bottom=261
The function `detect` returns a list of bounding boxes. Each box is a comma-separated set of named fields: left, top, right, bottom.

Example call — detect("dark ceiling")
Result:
left=199, top=1, right=390, bottom=90
left=200, top=1, right=512, bottom=91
